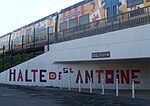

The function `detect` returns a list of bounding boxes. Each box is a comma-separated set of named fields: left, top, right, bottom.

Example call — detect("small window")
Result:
left=79, top=14, right=89, bottom=25
left=127, top=0, right=143, bottom=7
left=69, top=18, right=78, bottom=28
left=49, top=26, right=54, bottom=34
left=146, top=0, right=150, bottom=2
left=60, top=21, right=68, bottom=31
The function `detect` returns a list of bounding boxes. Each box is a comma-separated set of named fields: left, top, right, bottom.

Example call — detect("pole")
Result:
left=147, top=7, right=150, bottom=23
left=96, top=21, right=98, bottom=34
left=33, top=28, right=35, bottom=57
left=69, top=76, right=71, bottom=91
left=11, top=41, right=13, bottom=67
left=2, top=45, right=5, bottom=70
left=47, top=27, right=49, bottom=51
left=79, top=78, right=81, bottom=92
left=60, top=76, right=62, bottom=89
left=116, top=78, right=119, bottom=96
left=22, top=35, right=24, bottom=62
left=84, top=24, right=86, bottom=37
left=72, top=27, right=74, bottom=39
left=128, top=12, right=130, bottom=28
left=102, top=74, right=104, bottom=95
left=132, top=79, right=135, bottom=98
left=90, top=77, right=92, bottom=93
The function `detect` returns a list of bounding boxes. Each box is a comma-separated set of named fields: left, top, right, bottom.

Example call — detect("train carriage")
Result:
left=33, top=13, right=58, bottom=48
left=57, top=0, right=102, bottom=41
left=98, top=0, right=150, bottom=18
left=57, top=0, right=150, bottom=41
left=11, top=28, right=24, bottom=52
left=9, top=12, right=58, bottom=53
left=57, top=0, right=150, bottom=29
left=0, top=33, right=11, bottom=54
left=24, top=12, right=58, bottom=51
left=58, top=0, right=100, bottom=30
left=23, top=23, right=34, bottom=50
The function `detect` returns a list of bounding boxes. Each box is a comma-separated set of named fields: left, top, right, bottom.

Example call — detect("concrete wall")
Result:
left=0, top=24, right=150, bottom=90
left=50, top=24, right=150, bottom=62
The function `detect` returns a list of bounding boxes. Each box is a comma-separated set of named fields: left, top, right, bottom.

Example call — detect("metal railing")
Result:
left=50, top=6, right=150, bottom=44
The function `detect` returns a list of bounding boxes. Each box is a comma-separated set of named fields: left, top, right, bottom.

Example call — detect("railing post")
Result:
left=111, top=17, right=113, bottom=31
left=2, top=45, right=5, bottom=70
left=118, top=16, right=121, bottom=30
left=147, top=7, right=150, bottom=23
left=55, top=32, right=57, bottom=43
left=62, top=31, right=65, bottom=41
left=84, top=24, right=86, bottom=37
left=96, top=21, right=98, bottom=35
left=9, top=33, right=12, bottom=52
left=11, top=41, right=13, bottom=67
left=33, top=28, right=35, bottom=57
left=121, top=13, right=124, bottom=29
left=55, top=31, right=58, bottom=43
left=104, top=18, right=107, bottom=33
left=128, top=12, right=130, bottom=28
left=22, top=35, right=24, bottom=62
left=72, top=27, right=74, bottom=39
left=47, top=27, right=49, bottom=51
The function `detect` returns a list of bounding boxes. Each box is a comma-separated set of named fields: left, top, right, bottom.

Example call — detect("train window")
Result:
left=35, top=28, right=40, bottom=42
left=49, top=26, right=54, bottom=34
left=14, top=36, right=22, bottom=46
left=130, top=8, right=144, bottom=17
left=113, top=5, right=118, bottom=21
left=69, top=18, right=78, bottom=28
left=148, top=7, right=150, bottom=14
left=26, top=29, right=31, bottom=44
left=40, top=28, right=46, bottom=41
left=79, top=14, right=89, bottom=25
left=127, top=0, right=143, bottom=7
left=106, top=7, right=110, bottom=18
left=113, top=5, right=117, bottom=16
left=60, top=21, right=68, bottom=31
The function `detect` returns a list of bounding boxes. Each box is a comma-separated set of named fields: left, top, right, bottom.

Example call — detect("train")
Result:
left=0, top=0, right=150, bottom=54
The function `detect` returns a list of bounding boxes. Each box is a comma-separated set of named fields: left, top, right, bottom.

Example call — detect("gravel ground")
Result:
left=0, top=84, right=150, bottom=106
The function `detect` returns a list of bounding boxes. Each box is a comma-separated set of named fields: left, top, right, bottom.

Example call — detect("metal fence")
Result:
left=0, top=6, right=150, bottom=72
left=52, top=6, right=150, bottom=44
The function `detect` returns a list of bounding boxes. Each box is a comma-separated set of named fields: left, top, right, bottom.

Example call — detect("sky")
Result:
left=0, top=0, right=82, bottom=36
